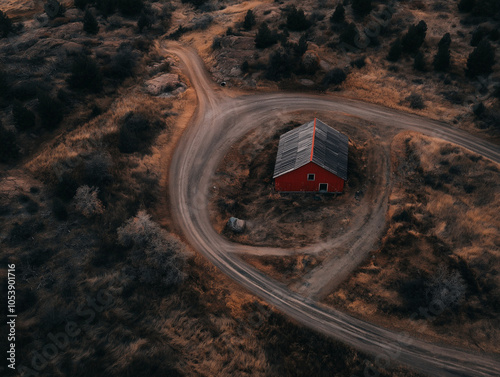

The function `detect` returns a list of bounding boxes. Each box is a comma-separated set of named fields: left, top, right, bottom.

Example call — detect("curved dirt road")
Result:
left=166, top=43, right=500, bottom=376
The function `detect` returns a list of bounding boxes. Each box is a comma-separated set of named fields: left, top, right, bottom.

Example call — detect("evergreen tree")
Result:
left=351, top=0, right=372, bottom=17
left=413, top=51, right=426, bottom=71
left=286, top=6, right=311, bottom=31
left=458, top=0, right=475, bottom=12
left=68, top=54, right=103, bottom=92
left=330, top=3, right=345, bottom=23
left=0, top=10, right=13, bottom=38
left=137, top=11, right=152, bottom=32
left=294, top=34, right=308, bottom=57
left=433, top=33, right=451, bottom=71
left=386, top=38, right=402, bottom=62
left=401, top=20, right=427, bottom=53
left=255, top=22, right=277, bottom=49
left=339, top=22, right=358, bottom=46
left=467, top=39, right=495, bottom=77
left=266, top=49, right=292, bottom=81
left=83, top=9, right=99, bottom=35
left=243, top=9, right=256, bottom=30
left=0, top=120, right=19, bottom=162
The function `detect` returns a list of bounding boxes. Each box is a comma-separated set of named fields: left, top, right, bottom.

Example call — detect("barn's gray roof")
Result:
left=273, top=119, right=348, bottom=180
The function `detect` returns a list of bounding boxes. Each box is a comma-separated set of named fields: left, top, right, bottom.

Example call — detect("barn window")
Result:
left=319, top=183, right=328, bottom=192
left=307, top=174, right=315, bottom=181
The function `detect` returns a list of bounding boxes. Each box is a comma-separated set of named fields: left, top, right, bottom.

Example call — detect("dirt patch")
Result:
left=209, top=112, right=373, bottom=248
left=323, top=132, right=500, bottom=354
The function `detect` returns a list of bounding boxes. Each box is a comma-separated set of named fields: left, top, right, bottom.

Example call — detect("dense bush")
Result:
left=265, top=49, right=292, bottom=81
left=105, top=43, right=138, bottom=80
left=339, top=22, right=358, bottom=46
left=52, top=198, right=68, bottom=220
left=322, top=68, right=347, bottom=88
left=243, top=9, right=256, bottom=30
left=330, top=3, right=345, bottom=23
left=12, top=101, right=36, bottom=131
left=84, top=150, right=113, bottom=186
left=83, top=9, right=99, bottom=34
left=37, top=92, right=63, bottom=129
left=433, top=33, right=451, bottom=71
left=95, top=0, right=117, bottom=16
left=117, top=0, right=144, bottom=16
left=118, top=112, right=158, bottom=154
left=413, top=51, right=426, bottom=71
left=74, top=0, right=91, bottom=10
left=458, top=0, right=475, bottom=12
left=137, top=10, right=153, bottom=32
left=406, top=93, right=425, bottom=109
left=466, top=39, right=495, bottom=77
left=0, top=10, right=13, bottom=37
left=401, top=20, right=427, bottom=53
left=68, top=54, right=103, bottom=92
left=471, top=0, right=500, bottom=17
left=351, top=0, right=372, bottom=17
left=180, top=0, right=207, bottom=9
left=0, top=121, right=19, bottom=162
left=286, top=6, right=311, bottom=31
left=255, top=22, right=278, bottom=49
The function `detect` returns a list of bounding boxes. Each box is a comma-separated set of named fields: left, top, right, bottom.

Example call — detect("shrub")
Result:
left=212, top=36, right=222, bottom=49
left=44, top=0, right=65, bottom=19
left=117, top=0, right=143, bottom=16
left=84, top=150, right=113, bottom=186
left=351, top=56, right=366, bottom=69
left=12, top=101, right=36, bottom=131
left=472, top=0, right=500, bottom=17
left=74, top=185, right=104, bottom=217
left=466, top=39, right=495, bottom=77
left=470, top=26, right=488, bottom=47
left=330, top=3, right=345, bottom=23
left=243, top=9, right=256, bottom=30
left=54, top=172, right=79, bottom=200
left=106, top=43, right=138, bottom=79
left=241, top=60, right=249, bottom=73
left=52, top=198, right=68, bottom=220
left=180, top=0, right=207, bottom=9
left=117, top=211, right=186, bottom=287
left=26, top=200, right=39, bottom=214
left=9, top=219, right=44, bottom=243
left=0, top=121, right=19, bottom=162
left=68, top=54, right=103, bottom=92
left=266, top=49, right=292, bottom=81
left=286, top=6, right=311, bottom=31
left=294, top=34, right=308, bottom=57
left=0, top=10, right=13, bottom=37
left=433, top=33, right=451, bottom=71
left=37, top=92, right=63, bottom=129
left=95, top=0, right=117, bottom=16
left=401, top=20, right=427, bottom=53
left=0, top=68, right=8, bottom=97
left=351, top=0, right=372, bottom=17
left=386, top=37, right=402, bottom=62
left=255, top=22, right=278, bottom=49
left=458, top=0, right=475, bottom=12
left=74, top=0, right=91, bottom=10
left=413, top=51, right=426, bottom=71
left=339, top=22, right=358, bottom=46
left=83, top=9, right=99, bottom=34
left=137, top=11, right=153, bottom=32
left=118, top=112, right=155, bottom=153
left=322, top=68, right=347, bottom=88
left=11, top=81, right=39, bottom=101
left=406, top=93, right=425, bottom=109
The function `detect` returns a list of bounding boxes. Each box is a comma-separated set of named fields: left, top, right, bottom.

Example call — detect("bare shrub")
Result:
left=74, top=185, right=104, bottom=217
left=118, top=211, right=186, bottom=287
left=426, top=267, right=466, bottom=307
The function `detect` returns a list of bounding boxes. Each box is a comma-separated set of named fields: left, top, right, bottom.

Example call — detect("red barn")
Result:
left=273, top=119, right=348, bottom=193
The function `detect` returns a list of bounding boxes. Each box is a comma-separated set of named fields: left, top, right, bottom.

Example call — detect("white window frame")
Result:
left=319, top=183, right=328, bottom=192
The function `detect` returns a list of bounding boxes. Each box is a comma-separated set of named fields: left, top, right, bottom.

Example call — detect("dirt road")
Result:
left=166, top=42, right=500, bottom=376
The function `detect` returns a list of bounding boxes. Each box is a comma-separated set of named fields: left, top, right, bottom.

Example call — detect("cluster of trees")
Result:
left=0, top=10, right=12, bottom=38
left=75, top=0, right=144, bottom=16
left=458, top=0, right=500, bottom=17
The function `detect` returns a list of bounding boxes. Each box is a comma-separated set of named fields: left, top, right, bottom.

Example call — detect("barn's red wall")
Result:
left=274, top=162, right=345, bottom=193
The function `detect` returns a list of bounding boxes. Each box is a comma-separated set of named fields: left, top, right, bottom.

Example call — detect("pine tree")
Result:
left=12, top=101, right=36, bottom=131
left=286, top=6, right=311, bottom=31
left=433, top=33, right=451, bottom=71
left=467, top=39, right=495, bottom=77
left=0, top=10, right=13, bottom=38
left=401, top=20, right=427, bottom=53
left=243, top=9, right=256, bottom=30
left=387, top=38, right=402, bottom=62
left=413, top=51, right=426, bottom=71
left=83, top=9, right=99, bottom=35
left=351, top=0, right=372, bottom=17
left=330, top=3, right=345, bottom=23
left=255, top=22, right=277, bottom=49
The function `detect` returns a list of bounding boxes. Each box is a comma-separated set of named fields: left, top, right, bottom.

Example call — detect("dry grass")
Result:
left=324, top=132, right=500, bottom=354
